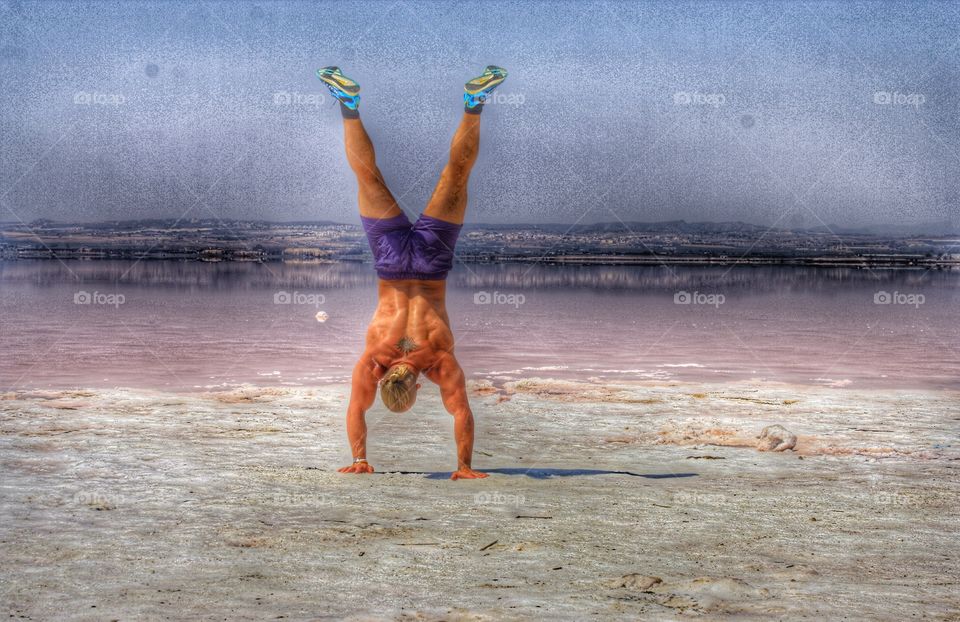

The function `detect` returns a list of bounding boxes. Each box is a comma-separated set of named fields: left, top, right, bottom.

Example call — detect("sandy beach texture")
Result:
left=2, top=379, right=958, bottom=620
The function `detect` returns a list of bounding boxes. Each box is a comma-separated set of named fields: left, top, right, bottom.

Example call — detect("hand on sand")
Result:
left=338, top=462, right=375, bottom=474
left=451, top=467, right=488, bottom=480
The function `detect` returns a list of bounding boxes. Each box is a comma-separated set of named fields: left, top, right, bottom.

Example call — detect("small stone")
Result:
left=605, top=574, right=663, bottom=590
left=757, top=424, right=797, bottom=452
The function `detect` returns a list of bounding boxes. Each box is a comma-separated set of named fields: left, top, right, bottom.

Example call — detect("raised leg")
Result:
left=343, top=117, right=403, bottom=220
left=422, top=112, right=481, bottom=225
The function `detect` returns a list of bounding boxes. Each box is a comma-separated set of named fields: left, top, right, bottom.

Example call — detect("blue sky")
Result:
left=0, top=0, right=958, bottom=228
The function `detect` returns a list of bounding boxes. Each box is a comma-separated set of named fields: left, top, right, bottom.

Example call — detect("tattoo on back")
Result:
left=396, top=336, right=418, bottom=354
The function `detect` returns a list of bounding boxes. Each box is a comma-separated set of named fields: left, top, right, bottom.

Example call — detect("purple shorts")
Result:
left=360, top=213, right=463, bottom=281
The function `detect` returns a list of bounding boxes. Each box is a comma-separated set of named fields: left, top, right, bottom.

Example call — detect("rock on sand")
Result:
left=757, top=424, right=797, bottom=452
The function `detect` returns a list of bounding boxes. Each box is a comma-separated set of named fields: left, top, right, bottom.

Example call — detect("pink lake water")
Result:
left=1, top=260, right=957, bottom=391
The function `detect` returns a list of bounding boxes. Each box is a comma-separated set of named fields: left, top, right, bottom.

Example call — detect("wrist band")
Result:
left=353, top=457, right=367, bottom=464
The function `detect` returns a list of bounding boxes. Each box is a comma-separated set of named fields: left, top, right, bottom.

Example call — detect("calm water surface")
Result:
left=1, top=260, right=957, bottom=391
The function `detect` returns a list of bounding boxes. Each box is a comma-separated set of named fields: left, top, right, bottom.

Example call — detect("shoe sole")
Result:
left=465, top=75, right=505, bottom=96
left=465, top=67, right=506, bottom=95
left=317, top=70, right=360, bottom=95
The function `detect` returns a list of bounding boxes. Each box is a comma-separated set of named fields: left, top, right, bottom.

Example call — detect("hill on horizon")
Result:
left=6, top=217, right=957, bottom=238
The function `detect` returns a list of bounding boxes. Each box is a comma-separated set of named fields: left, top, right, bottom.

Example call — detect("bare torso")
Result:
left=364, top=279, right=455, bottom=376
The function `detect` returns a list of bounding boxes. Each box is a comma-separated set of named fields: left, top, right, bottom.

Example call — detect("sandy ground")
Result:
left=1, top=379, right=959, bottom=621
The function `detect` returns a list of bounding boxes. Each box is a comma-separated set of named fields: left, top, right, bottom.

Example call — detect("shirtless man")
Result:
left=317, top=65, right=507, bottom=480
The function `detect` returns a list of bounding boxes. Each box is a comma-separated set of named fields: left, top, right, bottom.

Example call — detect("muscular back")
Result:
left=364, top=279, right=456, bottom=373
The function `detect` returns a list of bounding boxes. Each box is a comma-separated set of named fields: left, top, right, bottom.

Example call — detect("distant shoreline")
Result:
left=2, top=249, right=958, bottom=268
left=3, top=219, right=958, bottom=268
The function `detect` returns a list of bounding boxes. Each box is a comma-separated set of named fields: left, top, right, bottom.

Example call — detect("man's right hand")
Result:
left=338, top=461, right=375, bottom=474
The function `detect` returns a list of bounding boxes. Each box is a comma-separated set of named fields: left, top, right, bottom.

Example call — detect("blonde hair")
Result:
left=380, top=364, right=417, bottom=412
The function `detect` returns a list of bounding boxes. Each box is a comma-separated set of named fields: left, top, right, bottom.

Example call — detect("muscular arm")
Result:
left=338, top=353, right=380, bottom=474
left=428, top=354, right=488, bottom=480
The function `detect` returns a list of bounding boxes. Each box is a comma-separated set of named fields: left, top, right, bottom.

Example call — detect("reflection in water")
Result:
left=2, top=259, right=956, bottom=292
left=0, top=259, right=376, bottom=291
left=1, top=260, right=958, bottom=391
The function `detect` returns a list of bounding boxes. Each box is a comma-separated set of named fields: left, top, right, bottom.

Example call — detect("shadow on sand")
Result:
left=383, top=467, right=698, bottom=480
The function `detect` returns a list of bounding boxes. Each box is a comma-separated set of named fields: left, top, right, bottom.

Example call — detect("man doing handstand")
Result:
left=317, top=65, right=507, bottom=480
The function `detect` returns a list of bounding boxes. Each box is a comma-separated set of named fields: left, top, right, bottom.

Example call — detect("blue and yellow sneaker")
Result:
left=317, top=66, right=360, bottom=110
left=464, top=65, right=507, bottom=110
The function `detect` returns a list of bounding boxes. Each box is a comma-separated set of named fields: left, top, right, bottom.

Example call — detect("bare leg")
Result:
left=423, top=112, right=481, bottom=224
left=343, top=117, right=403, bottom=220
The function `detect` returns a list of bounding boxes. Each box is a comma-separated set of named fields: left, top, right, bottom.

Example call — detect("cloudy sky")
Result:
left=0, top=0, right=958, bottom=228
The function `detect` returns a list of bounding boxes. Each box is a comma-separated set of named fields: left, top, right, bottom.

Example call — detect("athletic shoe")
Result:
left=464, top=65, right=507, bottom=109
left=317, top=66, right=360, bottom=110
